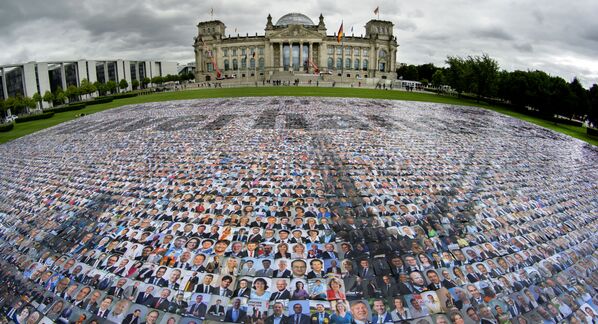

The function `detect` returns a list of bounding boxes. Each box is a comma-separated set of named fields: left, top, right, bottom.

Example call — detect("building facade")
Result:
left=0, top=59, right=177, bottom=106
left=194, top=13, right=398, bottom=82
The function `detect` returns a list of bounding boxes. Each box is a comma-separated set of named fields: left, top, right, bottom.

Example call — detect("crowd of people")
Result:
left=0, top=97, right=597, bottom=324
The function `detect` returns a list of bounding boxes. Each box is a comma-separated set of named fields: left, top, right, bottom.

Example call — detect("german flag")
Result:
left=337, top=21, right=344, bottom=43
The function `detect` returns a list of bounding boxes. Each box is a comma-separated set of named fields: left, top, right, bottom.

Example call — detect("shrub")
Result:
left=587, top=128, right=598, bottom=137
left=15, top=112, right=55, bottom=123
left=111, top=93, right=138, bottom=100
left=88, top=97, right=114, bottom=105
left=0, top=123, right=14, bottom=132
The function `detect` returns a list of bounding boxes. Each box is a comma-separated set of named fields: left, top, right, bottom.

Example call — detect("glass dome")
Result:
left=275, top=13, right=315, bottom=26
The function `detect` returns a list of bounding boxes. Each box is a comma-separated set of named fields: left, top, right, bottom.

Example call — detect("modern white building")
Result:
left=0, top=59, right=177, bottom=106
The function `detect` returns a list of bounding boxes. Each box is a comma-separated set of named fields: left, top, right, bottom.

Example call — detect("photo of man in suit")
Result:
left=208, top=299, right=226, bottom=317
left=371, top=299, right=392, bottom=324
left=187, top=294, right=208, bottom=318
left=151, top=288, right=172, bottom=311
left=195, top=274, right=216, bottom=294
left=224, top=298, right=247, bottom=323
left=136, top=286, right=155, bottom=306
left=122, top=309, right=142, bottom=324
left=270, top=279, right=291, bottom=301
left=146, top=266, right=168, bottom=287
left=266, top=302, right=286, bottom=324
left=311, top=303, right=330, bottom=324
left=288, top=303, right=310, bottom=324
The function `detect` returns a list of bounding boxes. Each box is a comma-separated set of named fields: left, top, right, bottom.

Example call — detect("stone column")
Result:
left=308, top=42, right=313, bottom=73
left=270, top=43, right=274, bottom=69
left=1, top=68, right=7, bottom=100
left=60, top=63, right=67, bottom=89
left=288, top=42, right=293, bottom=71
left=333, top=44, right=337, bottom=71
left=299, top=42, right=303, bottom=72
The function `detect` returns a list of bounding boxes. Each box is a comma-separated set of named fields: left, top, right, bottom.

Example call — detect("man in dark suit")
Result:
left=146, top=266, right=168, bottom=287
left=266, top=302, right=287, bottom=324
left=135, top=286, right=155, bottom=305
left=270, top=279, right=292, bottom=300
left=195, top=274, right=216, bottom=294
left=107, top=278, right=127, bottom=299
left=273, top=260, right=292, bottom=278
left=95, top=296, right=113, bottom=318
left=311, top=303, right=330, bottom=324
left=187, top=295, right=208, bottom=318
left=288, top=303, right=311, bottom=324
left=122, top=309, right=141, bottom=324
left=208, top=299, right=226, bottom=317
left=151, top=288, right=172, bottom=311
left=224, top=298, right=247, bottom=323
left=233, top=279, right=251, bottom=298
left=372, top=299, right=393, bottom=324
left=379, top=275, right=399, bottom=298
left=169, top=293, right=189, bottom=314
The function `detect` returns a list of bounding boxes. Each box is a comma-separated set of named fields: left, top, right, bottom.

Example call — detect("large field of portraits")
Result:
left=0, top=97, right=597, bottom=324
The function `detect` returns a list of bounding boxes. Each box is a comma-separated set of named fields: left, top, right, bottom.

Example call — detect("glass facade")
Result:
left=5, top=67, right=24, bottom=98
left=138, top=63, right=146, bottom=80
left=107, top=62, right=117, bottom=82
left=64, top=63, right=78, bottom=87
left=49, top=65, right=63, bottom=92
left=130, top=63, right=137, bottom=81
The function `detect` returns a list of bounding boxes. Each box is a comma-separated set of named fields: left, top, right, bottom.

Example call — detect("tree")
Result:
left=79, top=79, right=96, bottom=99
left=32, top=92, right=42, bottom=110
left=42, top=91, right=54, bottom=108
left=106, top=81, right=118, bottom=94
left=54, top=87, right=66, bottom=105
left=0, top=99, right=6, bottom=119
left=65, top=85, right=80, bottom=103
left=420, top=79, right=429, bottom=87
left=568, top=77, right=590, bottom=119
left=445, top=56, right=468, bottom=96
left=397, top=64, right=419, bottom=80
left=467, top=54, right=499, bottom=102
left=132, top=79, right=140, bottom=90
left=119, top=79, right=129, bottom=92
left=589, top=84, right=598, bottom=127
left=431, top=70, right=445, bottom=88
left=416, top=63, right=438, bottom=82
left=151, top=76, right=164, bottom=85
left=142, top=77, right=151, bottom=89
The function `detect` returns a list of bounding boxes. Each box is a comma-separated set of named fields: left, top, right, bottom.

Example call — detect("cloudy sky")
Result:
left=1, top=0, right=597, bottom=87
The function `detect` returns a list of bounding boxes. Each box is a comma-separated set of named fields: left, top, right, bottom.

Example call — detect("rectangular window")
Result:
left=354, top=48, right=359, bottom=56
left=232, top=48, right=237, bottom=56
left=223, top=48, right=228, bottom=56
left=259, top=47, right=264, bottom=55
left=241, top=48, right=246, bottom=55
left=363, top=49, right=369, bottom=56
left=328, top=47, right=334, bottom=55
left=336, top=47, right=342, bottom=55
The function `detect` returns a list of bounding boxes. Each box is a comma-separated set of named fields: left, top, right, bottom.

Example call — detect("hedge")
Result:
left=588, top=128, right=598, bottom=137
left=45, top=103, right=86, bottom=113
left=550, top=118, right=583, bottom=127
left=0, top=123, right=14, bottom=132
left=111, top=93, right=138, bottom=99
left=88, top=97, right=114, bottom=105
left=15, top=112, right=55, bottom=123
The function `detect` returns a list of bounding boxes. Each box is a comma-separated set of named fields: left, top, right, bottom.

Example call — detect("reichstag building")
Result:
left=194, top=13, right=398, bottom=82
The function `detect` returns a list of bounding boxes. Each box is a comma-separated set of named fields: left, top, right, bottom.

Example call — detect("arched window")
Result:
left=363, top=59, right=369, bottom=70
left=336, top=58, right=342, bottom=70
left=259, top=58, right=265, bottom=70
left=232, top=59, right=238, bottom=70
left=250, top=58, right=256, bottom=69
left=354, top=59, right=360, bottom=70
left=224, top=59, right=230, bottom=71
left=241, top=58, right=247, bottom=69
left=327, top=57, right=334, bottom=69
left=345, top=58, right=351, bottom=69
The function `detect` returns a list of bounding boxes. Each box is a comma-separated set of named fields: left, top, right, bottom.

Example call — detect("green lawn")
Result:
left=1, top=87, right=597, bottom=146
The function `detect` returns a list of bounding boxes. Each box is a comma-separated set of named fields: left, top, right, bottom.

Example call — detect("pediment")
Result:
left=267, top=25, right=324, bottom=41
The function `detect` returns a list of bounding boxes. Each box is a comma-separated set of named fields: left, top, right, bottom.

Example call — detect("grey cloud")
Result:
left=397, top=20, right=417, bottom=31
left=472, top=26, right=514, bottom=41
left=513, top=43, right=534, bottom=53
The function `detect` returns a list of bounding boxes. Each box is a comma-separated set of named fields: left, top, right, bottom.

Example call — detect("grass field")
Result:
left=1, top=86, right=597, bottom=146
